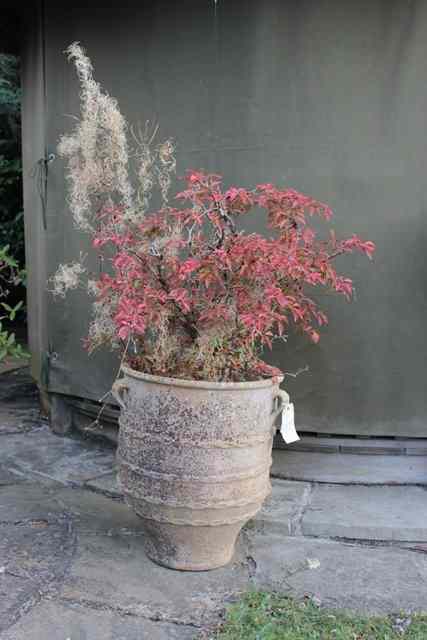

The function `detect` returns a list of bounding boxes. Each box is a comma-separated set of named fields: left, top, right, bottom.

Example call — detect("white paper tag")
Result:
left=280, top=402, right=300, bottom=444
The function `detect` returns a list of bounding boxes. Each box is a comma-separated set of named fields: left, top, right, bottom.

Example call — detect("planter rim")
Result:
left=121, top=365, right=284, bottom=390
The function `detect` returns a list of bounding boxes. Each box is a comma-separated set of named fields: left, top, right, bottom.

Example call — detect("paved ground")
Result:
left=1, top=368, right=427, bottom=639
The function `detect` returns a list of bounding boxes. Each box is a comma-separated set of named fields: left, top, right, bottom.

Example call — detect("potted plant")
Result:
left=53, top=44, right=375, bottom=570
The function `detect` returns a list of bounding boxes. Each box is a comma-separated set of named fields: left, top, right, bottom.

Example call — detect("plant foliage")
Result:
left=211, top=592, right=427, bottom=640
left=53, top=44, right=375, bottom=382
left=0, top=54, right=26, bottom=361
left=0, top=245, right=28, bottom=361
left=0, top=54, right=24, bottom=264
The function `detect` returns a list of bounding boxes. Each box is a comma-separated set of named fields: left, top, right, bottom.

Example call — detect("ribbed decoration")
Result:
left=116, top=367, right=283, bottom=570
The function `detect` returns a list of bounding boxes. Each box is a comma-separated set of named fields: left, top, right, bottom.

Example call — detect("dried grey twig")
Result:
left=51, top=43, right=176, bottom=354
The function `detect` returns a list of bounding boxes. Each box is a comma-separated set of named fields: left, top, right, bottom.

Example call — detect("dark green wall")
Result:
left=24, top=0, right=427, bottom=436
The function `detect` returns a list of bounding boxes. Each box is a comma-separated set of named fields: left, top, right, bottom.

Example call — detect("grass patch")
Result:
left=209, top=592, right=427, bottom=639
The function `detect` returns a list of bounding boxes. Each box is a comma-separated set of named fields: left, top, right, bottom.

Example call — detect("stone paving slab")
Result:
left=0, top=465, right=26, bottom=486
left=1, top=601, right=196, bottom=640
left=302, top=484, right=427, bottom=541
left=1, top=426, right=116, bottom=484
left=53, top=487, right=142, bottom=533
left=0, top=485, right=63, bottom=522
left=85, top=471, right=121, bottom=497
left=252, top=534, right=427, bottom=614
left=0, top=520, right=74, bottom=632
left=272, top=450, right=427, bottom=484
left=0, top=483, right=141, bottom=532
left=0, top=369, right=41, bottom=435
left=252, top=480, right=310, bottom=534
left=60, top=531, right=250, bottom=628
left=0, top=408, right=41, bottom=435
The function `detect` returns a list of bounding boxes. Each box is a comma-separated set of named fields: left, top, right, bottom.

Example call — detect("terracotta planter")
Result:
left=113, top=366, right=288, bottom=571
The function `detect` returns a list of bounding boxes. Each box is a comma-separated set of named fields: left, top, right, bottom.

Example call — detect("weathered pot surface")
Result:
left=113, top=366, right=288, bottom=571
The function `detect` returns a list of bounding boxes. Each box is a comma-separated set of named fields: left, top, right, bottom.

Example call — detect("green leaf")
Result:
left=7, top=332, right=15, bottom=346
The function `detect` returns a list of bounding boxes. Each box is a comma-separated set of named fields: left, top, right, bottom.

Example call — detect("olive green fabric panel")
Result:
left=20, top=1, right=48, bottom=386
left=34, top=0, right=427, bottom=435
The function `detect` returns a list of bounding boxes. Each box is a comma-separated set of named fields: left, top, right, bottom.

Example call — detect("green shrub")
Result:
left=0, top=244, right=27, bottom=361
left=0, top=54, right=24, bottom=266
left=0, top=53, right=26, bottom=355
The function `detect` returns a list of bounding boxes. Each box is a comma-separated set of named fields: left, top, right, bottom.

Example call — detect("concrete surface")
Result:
left=302, top=484, right=427, bottom=541
left=1, top=601, right=195, bottom=640
left=253, top=535, right=427, bottom=614
left=1, top=368, right=427, bottom=639
left=272, top=449, right=427, bottom=484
